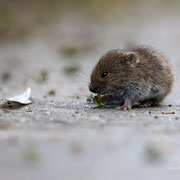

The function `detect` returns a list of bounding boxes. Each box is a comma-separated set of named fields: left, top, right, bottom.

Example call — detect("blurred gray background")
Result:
left=0, top=0, right=180, bottom=180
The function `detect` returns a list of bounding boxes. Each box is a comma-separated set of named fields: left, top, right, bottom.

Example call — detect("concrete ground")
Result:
left=1, top=3, right=180, bottom=180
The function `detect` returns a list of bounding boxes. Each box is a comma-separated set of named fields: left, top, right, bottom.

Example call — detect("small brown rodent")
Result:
left=89, top=45, right=174, bottom=110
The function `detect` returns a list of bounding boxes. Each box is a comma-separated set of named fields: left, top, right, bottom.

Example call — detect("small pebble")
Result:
left=130, top=113, right=136, bottom=117
left=20, top=118, right=27, bottom=123
left=26, top=107, right=32, bottom=112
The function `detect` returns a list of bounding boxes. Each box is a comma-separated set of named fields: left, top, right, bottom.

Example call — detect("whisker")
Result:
left=75, top=70, right=88, bottom=79
left=75, top=70, right=90, bottom=83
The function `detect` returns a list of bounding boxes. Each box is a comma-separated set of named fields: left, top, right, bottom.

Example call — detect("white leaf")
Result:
left=6, top=87, right=32, bottom=105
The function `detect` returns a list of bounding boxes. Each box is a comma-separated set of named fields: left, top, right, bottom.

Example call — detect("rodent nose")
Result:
left=89, top=84, right=96, bottom=93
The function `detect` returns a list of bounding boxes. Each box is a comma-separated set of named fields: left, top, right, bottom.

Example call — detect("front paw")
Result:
left=117, top=98, right=132, bottom=111
left=117, top=105, right=132, bottom=111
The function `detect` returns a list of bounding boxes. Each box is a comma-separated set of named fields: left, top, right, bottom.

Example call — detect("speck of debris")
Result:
left=60, top=46, right=81, bottom=57
left=48, top=89, right=56, bottom=96
left=162, top=111, right=175, bottom=114
left=34, top=70, right=48, bottom=83
left=144, top=141, right=164, bottom=163
left=70, top=141, right=83, bottom=155
left=0, top=123, right=11, bottom=130
left=87, top=94, right=94, bottom=103
left=23, top=145, right=40, bottom=164
left=1, top=72, right=11, bottom=81
left=2, top=109, right=9, bottom=114
left=143, top=121, right=149, bottom=126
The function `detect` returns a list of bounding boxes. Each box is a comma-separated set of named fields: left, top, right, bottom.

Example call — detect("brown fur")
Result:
left=89, top=45, right=174, bottom=110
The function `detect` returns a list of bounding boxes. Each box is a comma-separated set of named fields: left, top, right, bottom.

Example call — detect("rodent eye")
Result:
left=101, top=72, right=108, bottom=78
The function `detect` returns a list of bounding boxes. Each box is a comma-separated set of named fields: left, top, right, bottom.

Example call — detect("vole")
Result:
left=89, top=45, right=174, bottom=110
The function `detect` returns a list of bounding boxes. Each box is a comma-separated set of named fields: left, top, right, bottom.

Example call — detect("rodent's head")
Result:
left=89, top=49, right=139, bottom=96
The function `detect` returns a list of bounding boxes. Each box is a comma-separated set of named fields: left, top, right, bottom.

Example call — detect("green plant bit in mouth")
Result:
left=96, top=94, right=102, bottom=107
left=86, top=94, right=102, bottom=107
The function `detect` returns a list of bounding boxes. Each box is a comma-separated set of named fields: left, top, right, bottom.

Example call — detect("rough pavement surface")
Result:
left=0, top=6, right=180, bottom=180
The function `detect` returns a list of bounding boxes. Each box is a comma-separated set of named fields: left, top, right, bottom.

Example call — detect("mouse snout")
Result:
left=89, top=84, right=97, bottom=93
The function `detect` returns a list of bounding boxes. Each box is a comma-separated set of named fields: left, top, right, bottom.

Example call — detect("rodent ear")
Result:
left=123, top=52, right=139, bottom=66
